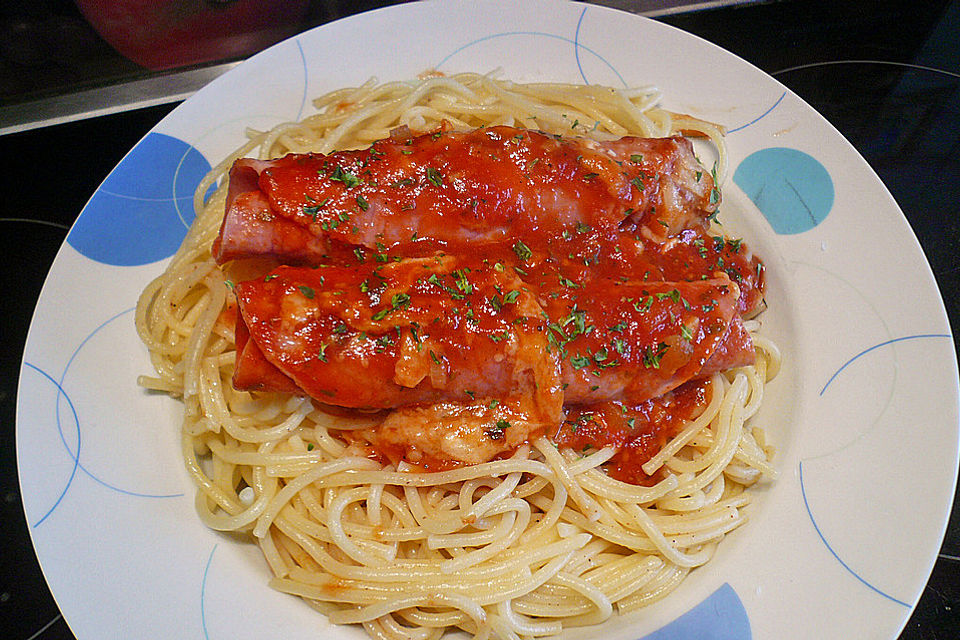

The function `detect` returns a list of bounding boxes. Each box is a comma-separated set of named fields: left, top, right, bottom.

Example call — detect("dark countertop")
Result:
left=2, top=0, right=957, bottom=637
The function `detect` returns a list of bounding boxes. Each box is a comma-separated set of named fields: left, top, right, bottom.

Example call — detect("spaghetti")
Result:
left=137, top=73, right=779, bottom=640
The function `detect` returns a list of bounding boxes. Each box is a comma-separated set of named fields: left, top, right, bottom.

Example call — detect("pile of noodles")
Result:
left=136, top=72, right=780, bottom=640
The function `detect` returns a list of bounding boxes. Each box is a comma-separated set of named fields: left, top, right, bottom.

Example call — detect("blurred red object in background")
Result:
left=75, top=0, right=310, bottom=70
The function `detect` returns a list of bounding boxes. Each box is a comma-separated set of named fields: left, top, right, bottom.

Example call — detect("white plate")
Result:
left=17, top=1, right=959, bottom=638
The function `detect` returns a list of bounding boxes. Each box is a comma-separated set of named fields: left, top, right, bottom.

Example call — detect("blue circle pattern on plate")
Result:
left=25, top=308, right=184, bottom=530
left=66, top=132, right=211, bottom=266
left=733, top=147, right=834, bottom=235
left=800, top=332, right=952, bottom=608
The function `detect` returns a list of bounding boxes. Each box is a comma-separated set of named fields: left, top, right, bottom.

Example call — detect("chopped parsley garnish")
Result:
left=558, top=274, right=579, bottom=289
left=298, top=285, right=315, bottom=299
left=329, top=166, right=360, bottom=188
left=512, top=240, right=533, bottom=261
left=425, top=167, right=443, bottom=187
left=654, top=289, right=681, bottom=303
left=371, top=292, right=412, bottom=321
left=633, top=296, right=654, bottom=313
left=709, top=163, right=721, bottom=206
left=570, top=354, right=591, bottom=370
left=428, top=273, right=465, bottom=300
left=642, top=342, right=669, bottom=369
left=452, top=269, right=473, bottom=295
left=356, top=194, right=370, bottom=211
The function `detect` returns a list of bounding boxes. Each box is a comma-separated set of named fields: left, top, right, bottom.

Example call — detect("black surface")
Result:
left=2, top=0, right=958, bottom=638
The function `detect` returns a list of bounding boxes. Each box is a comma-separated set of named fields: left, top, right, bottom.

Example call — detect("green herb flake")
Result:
left=425, top=167, right=443, bottom=187
left=372, top=292, right=412, bottom=321
left=570, top=354, right=591, bottom=370
left=709, top=163, right=721, bottom=205
left=512, top=240, right=533, bottom=262
left=298, top=285, right=315, bottom=299
left=330, top=166, right=361, bottom=188
left=633, top=296, right=654, bottom=313
left=654, top=289, right=681, bottom=303
left=612, top=337, right=627, bottom=354
left=642, top=342, right=669, bottom=369
left=452, top=269, right=473, bottom=295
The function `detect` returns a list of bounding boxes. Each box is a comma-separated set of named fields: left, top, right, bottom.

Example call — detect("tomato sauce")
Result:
left=555, top=380, right=710, bottom=484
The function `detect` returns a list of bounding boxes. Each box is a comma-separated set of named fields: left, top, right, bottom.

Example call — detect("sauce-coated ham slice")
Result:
left=212, top=127, right=717, bottom=264
left=232, top=257, right=750, bottom=412
left=233, top=256, right=563, bottom=419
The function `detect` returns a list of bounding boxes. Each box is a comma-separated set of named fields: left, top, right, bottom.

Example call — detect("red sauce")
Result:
left=555, top=379, right=710, bottom=484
